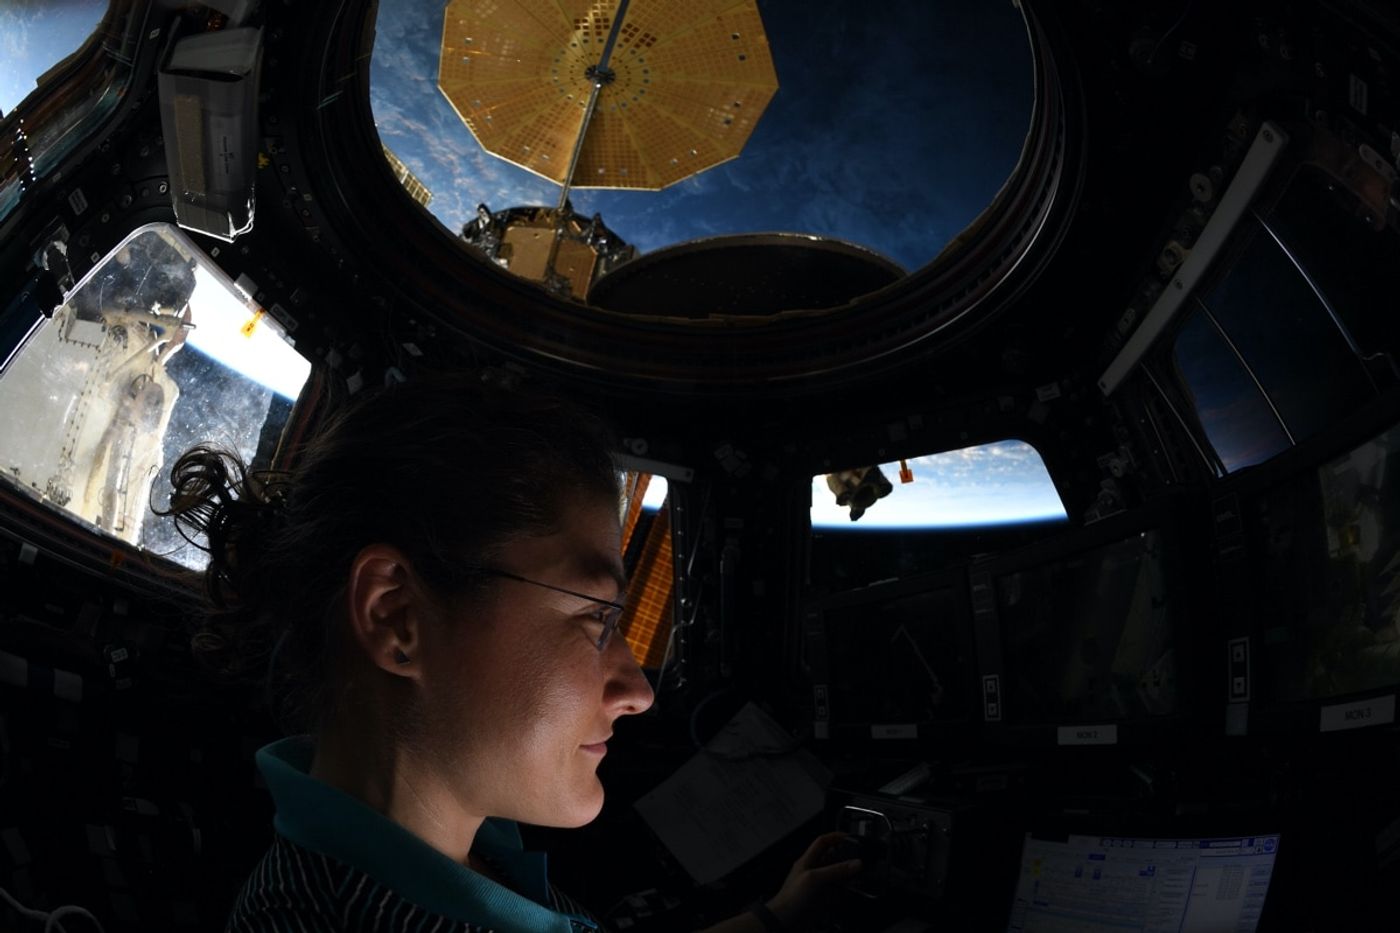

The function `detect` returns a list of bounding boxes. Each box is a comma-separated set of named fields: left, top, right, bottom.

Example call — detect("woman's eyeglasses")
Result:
left=480, top=568, right=626, bottom=651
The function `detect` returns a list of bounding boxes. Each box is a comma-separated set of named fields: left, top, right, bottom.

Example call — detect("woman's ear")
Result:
left=345, top=543, right=425, bottom=677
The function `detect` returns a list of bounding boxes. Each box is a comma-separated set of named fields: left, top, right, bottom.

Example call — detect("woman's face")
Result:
left=418, top=494, right=654, bottom=828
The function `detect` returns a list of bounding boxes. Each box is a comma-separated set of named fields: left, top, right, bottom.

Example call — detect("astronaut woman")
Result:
left=164, top=373, right=857, bottom=932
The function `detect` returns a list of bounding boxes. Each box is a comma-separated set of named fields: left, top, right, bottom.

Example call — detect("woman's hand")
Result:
left=764, top=831, right=863, bottom=930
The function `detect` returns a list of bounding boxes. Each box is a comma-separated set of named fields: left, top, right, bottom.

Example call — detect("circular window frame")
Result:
left=291, top=0, right=1085, bottom=398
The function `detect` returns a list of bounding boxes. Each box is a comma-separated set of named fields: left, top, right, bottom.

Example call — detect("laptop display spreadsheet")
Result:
left=1007, top=833, right=1279, bottom=932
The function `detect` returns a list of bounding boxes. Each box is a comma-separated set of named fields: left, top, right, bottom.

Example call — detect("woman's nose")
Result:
left=605, top=635, right=655, bottom=715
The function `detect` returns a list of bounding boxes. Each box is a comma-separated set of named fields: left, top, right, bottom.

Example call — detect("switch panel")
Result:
left=983, top=674, right=1002, bottom=722
left=1227, top=637, right=1250, bottom=701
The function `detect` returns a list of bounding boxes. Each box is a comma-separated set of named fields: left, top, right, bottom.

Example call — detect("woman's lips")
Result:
left=580, top=742, right=608, bottom=755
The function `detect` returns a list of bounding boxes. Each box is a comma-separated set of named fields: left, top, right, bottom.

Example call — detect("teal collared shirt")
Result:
left=248, top=735, right=596, bottom=933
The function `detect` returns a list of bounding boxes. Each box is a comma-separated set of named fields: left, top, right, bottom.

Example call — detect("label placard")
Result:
left=1057, top=724, right=1118, bottom=746
left=871, top=724, right=918, bottom=740
left=1319, top=694, right=1395, bottom=732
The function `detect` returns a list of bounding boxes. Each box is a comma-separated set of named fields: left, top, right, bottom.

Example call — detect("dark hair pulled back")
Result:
left=159, top=372, right=620, bottom=735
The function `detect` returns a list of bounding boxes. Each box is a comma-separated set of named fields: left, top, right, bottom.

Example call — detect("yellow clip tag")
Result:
left=899, top=458, right=914, bottom=484
left=240, top=308, right=266, bottom=339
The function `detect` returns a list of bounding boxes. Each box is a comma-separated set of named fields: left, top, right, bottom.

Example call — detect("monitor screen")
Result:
left=824, top=581, right=970, bottom=730
left=1255, top=421, right=1400, bottom=703
left=1008, top=833, right=1280, bottom=932
left=994, top=530, right=1177, bottom=723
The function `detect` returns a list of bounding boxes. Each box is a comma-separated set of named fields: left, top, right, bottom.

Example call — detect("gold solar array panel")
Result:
left=439, top=0, right=778, bottom=189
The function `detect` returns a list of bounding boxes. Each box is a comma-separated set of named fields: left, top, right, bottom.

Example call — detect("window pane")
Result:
left=1264, top=165, right=1400, bottom=362
left=0, top=163, right=19, bottom=219
left=811, top=440, right=1067, bottom=529
left=1, top=3, right=134, bottom=226
left=1203, top=220, right=1372, bottom=441
left=0, top=0, right=108, bottom=115
left=0, top=223, right=311, bottom=569
left=1170, top=304, right=1290, bottom=473
left=620, top=473, right=673, bottom=669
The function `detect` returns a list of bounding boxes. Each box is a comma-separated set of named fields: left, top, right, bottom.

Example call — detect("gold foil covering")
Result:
left=439, top=0, right=779, bottom=190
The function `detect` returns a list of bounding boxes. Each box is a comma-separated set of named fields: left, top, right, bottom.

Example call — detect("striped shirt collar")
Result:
left=257, top=735, right=583, bottom=933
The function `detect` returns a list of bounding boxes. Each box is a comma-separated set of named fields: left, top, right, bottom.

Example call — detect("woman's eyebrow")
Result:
left=571, top=553, right=628, bottom=599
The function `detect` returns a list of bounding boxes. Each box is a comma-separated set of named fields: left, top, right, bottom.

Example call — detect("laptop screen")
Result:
left=1008, top=833, right=1280, bottom=932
